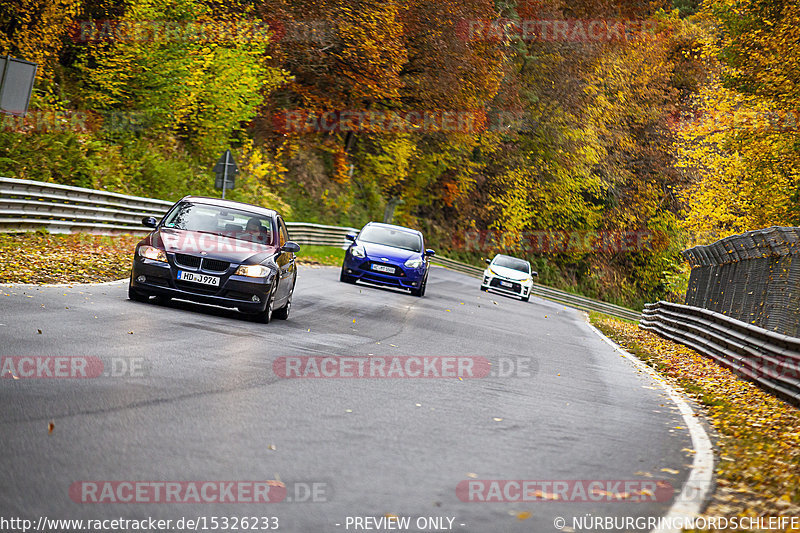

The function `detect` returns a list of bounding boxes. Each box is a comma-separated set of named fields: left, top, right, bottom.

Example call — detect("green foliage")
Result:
left=677, top=0, right=800, bottom=241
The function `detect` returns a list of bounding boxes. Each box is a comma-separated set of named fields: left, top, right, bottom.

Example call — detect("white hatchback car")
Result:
left=480, top=254, right=537, bottom=301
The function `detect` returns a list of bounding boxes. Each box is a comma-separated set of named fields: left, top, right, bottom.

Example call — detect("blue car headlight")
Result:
left=404, top=257, right=423, bottom=269
left=350, top=246, right=366, bottom=259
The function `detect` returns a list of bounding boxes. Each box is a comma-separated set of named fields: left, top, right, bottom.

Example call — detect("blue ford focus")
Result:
left=340, top=222, right=435, bottom=297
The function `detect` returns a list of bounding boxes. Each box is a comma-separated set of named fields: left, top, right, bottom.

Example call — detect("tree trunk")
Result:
left=383, top=197, right=402, bottom=224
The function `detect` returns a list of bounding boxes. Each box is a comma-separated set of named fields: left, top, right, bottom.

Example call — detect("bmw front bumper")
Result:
left=129, top=255, right=274, bottom=313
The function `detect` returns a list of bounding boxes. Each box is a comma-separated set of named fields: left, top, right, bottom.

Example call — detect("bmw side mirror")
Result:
left=532, top=271, right=539, bottom=278
left=142, top=217, right=158, bottom=228
left=282, top=241, right=301, bottom=253
left=484, top=258, right=491, bottom=265
left=345, top=233, right=356, bottom=242
left=425, top=249, right=436, bottom=256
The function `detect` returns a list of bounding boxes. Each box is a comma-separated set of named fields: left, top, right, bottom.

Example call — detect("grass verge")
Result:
left=0, top=233, right=344, bottom=284
left=589, top=312, right=800, bottom=527
left=0, top=232, right=141, bottom=284
left=294, top=244, right=345, bottom=266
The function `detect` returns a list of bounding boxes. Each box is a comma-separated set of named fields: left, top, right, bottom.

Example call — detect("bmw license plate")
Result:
left=371, top=264, right=395, bottom=274
left=177, top=270, right=221, bottom=286
left=500, top=281, right=513, bottom=288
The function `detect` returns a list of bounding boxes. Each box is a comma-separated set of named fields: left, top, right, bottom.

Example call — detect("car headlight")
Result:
left=521, top=277, right=532, bottom=283
left=488, top=267, right=498, bottom=276
left=235, top=264, right=270, bottom=278
left=350, top=246, right=366, bottom=258
left=404, top=257, right=423, bottom=269
left=138, top=245, right=167, bottom=262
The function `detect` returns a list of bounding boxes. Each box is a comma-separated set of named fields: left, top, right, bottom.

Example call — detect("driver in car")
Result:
left=244, top=217, right=268, bottom=244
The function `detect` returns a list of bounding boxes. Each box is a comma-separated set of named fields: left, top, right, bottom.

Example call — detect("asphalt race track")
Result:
left=1, top=266, right=697, bottom=532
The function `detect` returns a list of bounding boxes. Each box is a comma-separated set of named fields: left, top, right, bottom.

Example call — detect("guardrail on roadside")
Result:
left=0, top=177, right=359, bottom=246
left=0, top=176, right=174, bottom=233
left=640, top=301, right=800, bottom=405
left=0, top=176, right=642, bottom=321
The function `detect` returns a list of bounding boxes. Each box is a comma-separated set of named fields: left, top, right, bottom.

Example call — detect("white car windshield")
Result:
left=493, top=256, right=530, bottom=273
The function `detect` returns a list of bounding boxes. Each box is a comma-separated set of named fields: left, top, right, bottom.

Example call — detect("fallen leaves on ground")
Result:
left=0, top=233, right=141, bottom=284
left=592, top=315, right=800, bottom=526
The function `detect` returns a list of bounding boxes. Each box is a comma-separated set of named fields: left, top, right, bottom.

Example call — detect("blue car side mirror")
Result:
left=425, top=249, right=436, bottom=256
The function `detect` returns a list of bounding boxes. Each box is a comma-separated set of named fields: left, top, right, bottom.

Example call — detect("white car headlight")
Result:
left=138, top=245, right=167, bottom=262
left=404, top=257, right=423, bottom=269
left=521, top=277, right=532, bottom=283
left=350, top=246, right=366, bottom=258
left=235, top=264, right=270, bottom=278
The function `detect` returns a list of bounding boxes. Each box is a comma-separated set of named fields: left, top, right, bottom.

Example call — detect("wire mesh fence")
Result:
left=682, top=226, right=800, bottom=337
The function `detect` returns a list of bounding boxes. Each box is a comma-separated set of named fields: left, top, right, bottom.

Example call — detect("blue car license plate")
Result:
left=371, top=264, right=395, bottom=274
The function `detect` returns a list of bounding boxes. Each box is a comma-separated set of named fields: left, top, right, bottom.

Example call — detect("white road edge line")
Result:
left=586, top=323, right=715, bottom=533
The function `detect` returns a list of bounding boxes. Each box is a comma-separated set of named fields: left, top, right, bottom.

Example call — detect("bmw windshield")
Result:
left=162, top=202, right=276, bottom=245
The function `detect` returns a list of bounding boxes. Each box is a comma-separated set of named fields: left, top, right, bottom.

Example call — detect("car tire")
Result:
left=521, top=295, right=530, bottom=302
left=339, top=268, right=356, bottom=284
left=274, top=285, right=293, bottom=321
left=252, top=283, right=276, bottom=324
left=128, top=284, right=150, bottom=302
left=154, top=295, right=172, bottom=305
left=480, top=286, right=488, bottom=292
left=410, top=276, right=427, bottom=297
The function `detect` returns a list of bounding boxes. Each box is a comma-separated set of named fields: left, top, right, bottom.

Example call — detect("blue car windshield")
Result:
left=359, top=226, right=422, bottom=252
left=493, top=256, right=530, bottom=273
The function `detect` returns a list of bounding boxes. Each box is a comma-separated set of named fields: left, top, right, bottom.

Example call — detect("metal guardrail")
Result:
left=0, top=177, right=641, bottom=320
left=0, top=177, right=174, bottom=233
left=640, top=301, right=800, bottom=404
left=0, top=177, right=358, bottom=246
